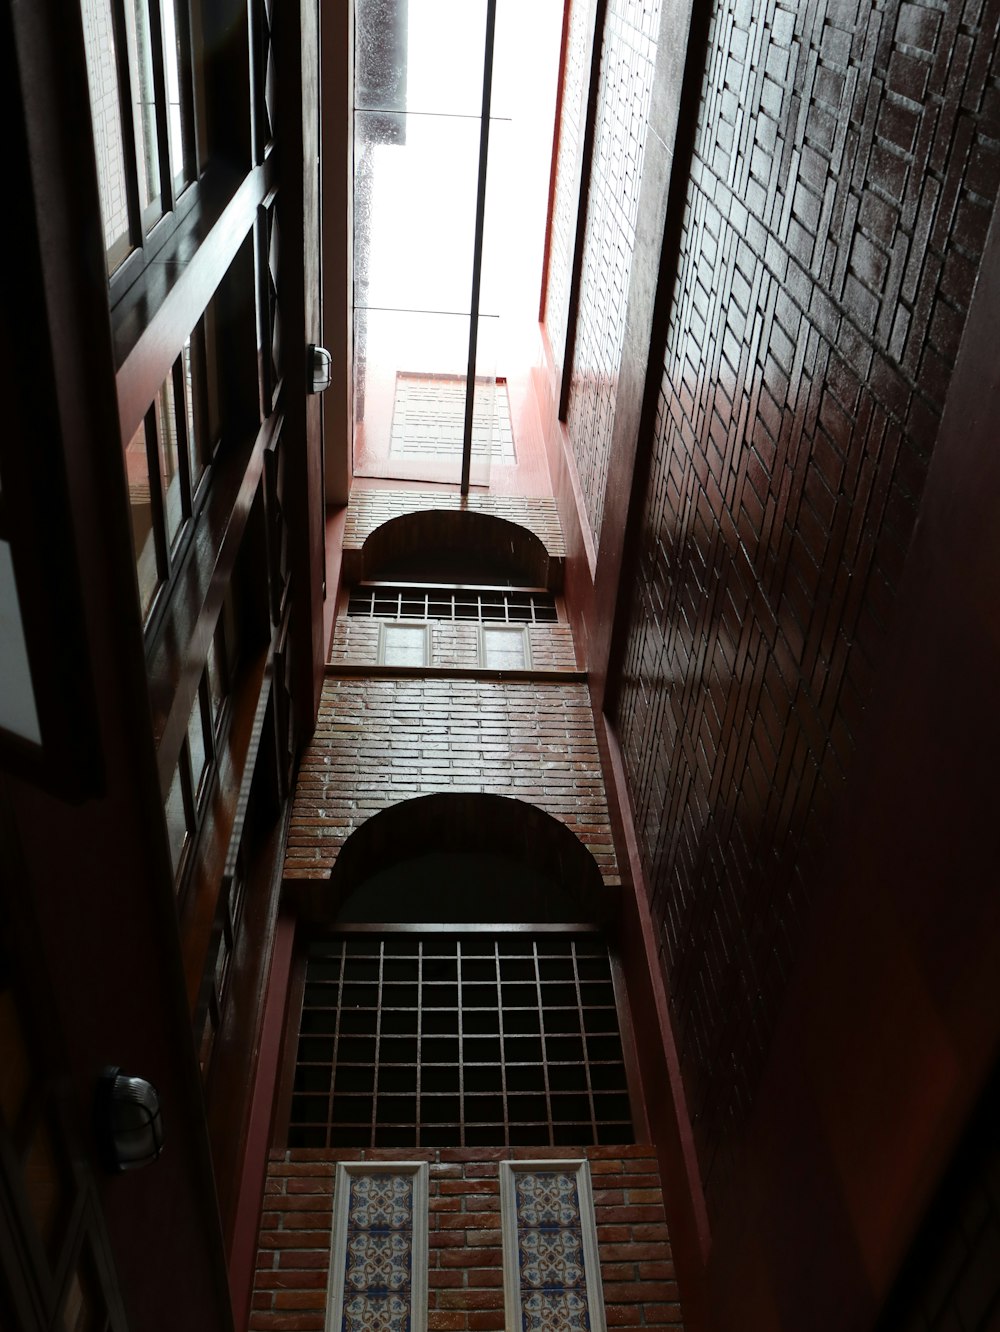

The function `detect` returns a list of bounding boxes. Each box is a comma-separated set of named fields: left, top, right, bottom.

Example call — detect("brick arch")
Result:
left=359, top=509, right=560, bottom=589
left=293, top=793, right=616, bottom=925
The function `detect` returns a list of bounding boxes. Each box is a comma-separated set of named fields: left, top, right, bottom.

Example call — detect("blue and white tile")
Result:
left=342, top=1291, right=411, bottom=1332
left=513, top=1171, right=581, bottom=1229
left=517, top=1227, right=586, bottom=1290
left=520, top=1288, right=591, bottom=1332
left=347, top=1173, right=414, bottom=1231
left=344, top=1230, right=412, bottom=1292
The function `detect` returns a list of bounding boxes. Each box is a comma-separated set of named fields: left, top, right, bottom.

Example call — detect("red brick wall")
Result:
left=253, top=1147, right=684, bottom=1331
left=609, top=0, right=1000, bottom=1217
left=284, top=678, right=618, bottom=885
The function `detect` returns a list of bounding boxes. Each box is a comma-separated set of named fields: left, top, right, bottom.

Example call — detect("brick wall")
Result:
left=327, top=619, right=579, bottom=671
left=343, top=491, right=566, bottom=560
left=284, top=679, right=618, bottom=884
left=252, top=1147, right=684, bottom=1331
left=564, top=0, right=663, bottom=542
left=609, top=0, right=1000, bottom=1212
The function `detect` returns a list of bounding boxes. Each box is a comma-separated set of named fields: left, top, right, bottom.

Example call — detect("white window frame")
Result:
left=478, top=623, right=531, bottom=671
left=499, top=1158, right=606, bottom=1332
left=378, top=620, right=430, bottom=667
left=325, top=1161, right=430, bottom=1332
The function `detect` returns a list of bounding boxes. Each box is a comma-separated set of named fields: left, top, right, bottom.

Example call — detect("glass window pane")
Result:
left=164, top=749, right=189, bottom=877
left=202, top=302, right=222, bottom=452
left=181, top=336, right=202, bottom=494
left=125, top=0, right=162, bottom=220
left=221, top=586, right=241, bottom=682
left=80, top=0, right=133, bottom=271
left=354, top=309, right=472, bottom=485
left=483, top=627, right=526, bottom=670
left=123, top=418, right=160, bottom=618
left=355, top=110, right=480, bottom=315
left=155, top=372, right=184, bottom=545
left=187, top=679, right=209, bottom=799
left=161, top=0, right=189, bottom=187
left=355, top=0, right=487, bottom=117
left=187, top=309, right=221, bottom=478
left=381, top=624, right=427, bottom=667
left=205, top=634, right=224, bottom=732
left=62, top=1246, right=107, bottom=1332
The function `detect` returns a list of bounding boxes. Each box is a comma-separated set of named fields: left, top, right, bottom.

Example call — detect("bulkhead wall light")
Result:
left=95, top=1067, right=165, bottom=1172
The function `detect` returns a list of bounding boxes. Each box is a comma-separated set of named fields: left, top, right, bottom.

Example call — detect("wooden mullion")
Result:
left=273, top=943, right=308, bottom=1149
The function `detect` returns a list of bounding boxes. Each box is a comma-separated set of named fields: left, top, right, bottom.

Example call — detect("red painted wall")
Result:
left=540, top=0, right=1000, bottom=1325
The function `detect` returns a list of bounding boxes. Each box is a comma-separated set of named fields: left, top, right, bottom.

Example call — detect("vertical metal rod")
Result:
left=460, top=0, right=498, bottom=495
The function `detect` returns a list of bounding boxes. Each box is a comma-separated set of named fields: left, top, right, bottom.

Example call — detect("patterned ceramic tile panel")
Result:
left=503, top=1164, right=605, bottom=1332
left=331, top=1170, right=425, bottom=1332
left=566, top=0, right=662, bottom=544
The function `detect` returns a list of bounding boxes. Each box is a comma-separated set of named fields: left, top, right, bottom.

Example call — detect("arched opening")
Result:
left=360, top=509, right=559, bottom=589
left=294, top=793, right=615, bottom=926
left=281, top=796, right=636, bottom=1152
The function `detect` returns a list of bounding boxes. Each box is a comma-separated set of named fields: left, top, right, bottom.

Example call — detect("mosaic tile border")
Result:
left=500, top=1160, right=606, bottom=1332
left=326, top=1162, right=429, bottom=1332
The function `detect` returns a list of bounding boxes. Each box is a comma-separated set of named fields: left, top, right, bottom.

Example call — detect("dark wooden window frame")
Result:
left=98, top=0, right=202, bottom=308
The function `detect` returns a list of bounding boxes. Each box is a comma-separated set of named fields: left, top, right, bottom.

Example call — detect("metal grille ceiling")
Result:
left=347, top=583, right=557, bottom=624
left=289, top=933, right=634, bottom=1150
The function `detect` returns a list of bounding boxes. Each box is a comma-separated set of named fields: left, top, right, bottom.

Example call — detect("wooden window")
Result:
left=80, top=0, right=200, bottom=290
left=122, top=306, right=222, bottom=632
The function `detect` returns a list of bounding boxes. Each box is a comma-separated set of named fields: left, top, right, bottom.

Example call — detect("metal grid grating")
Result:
left=289, top=934, right=634, bottom=1149
left=347, top=584, right=558, bottom=625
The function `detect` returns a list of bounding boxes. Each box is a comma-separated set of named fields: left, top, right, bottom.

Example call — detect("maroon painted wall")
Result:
left=542, top=0, right=1000, bottom=1325
left=611, top=0, right=1000, bottom=1221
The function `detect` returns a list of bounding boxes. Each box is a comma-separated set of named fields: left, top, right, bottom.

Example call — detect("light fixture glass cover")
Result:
left=96, top=1066, right=165, bottom=1172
